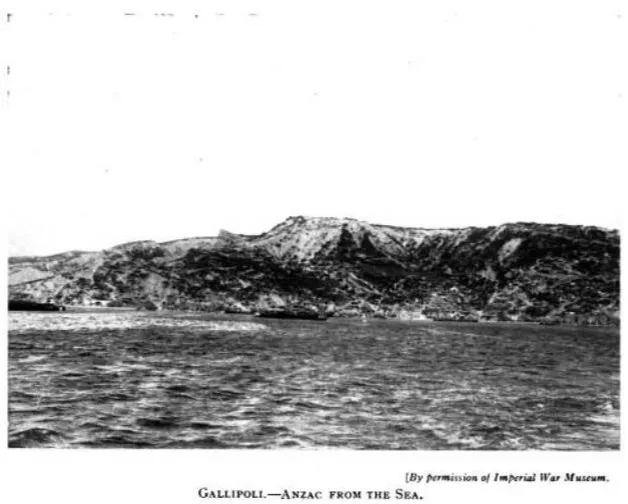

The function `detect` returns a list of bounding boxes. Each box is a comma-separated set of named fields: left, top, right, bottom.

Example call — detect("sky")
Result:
left=4, top=2, right=626, bottom=256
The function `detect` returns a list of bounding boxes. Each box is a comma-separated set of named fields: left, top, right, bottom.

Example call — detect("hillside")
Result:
left=8, top=216, right=620, bottom=324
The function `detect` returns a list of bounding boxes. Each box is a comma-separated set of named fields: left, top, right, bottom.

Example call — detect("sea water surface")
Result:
left=8, top=310, right=620, bottom=449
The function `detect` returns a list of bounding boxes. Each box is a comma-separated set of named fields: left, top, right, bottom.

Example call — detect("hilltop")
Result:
left=8, top=216, right=620, bottom=324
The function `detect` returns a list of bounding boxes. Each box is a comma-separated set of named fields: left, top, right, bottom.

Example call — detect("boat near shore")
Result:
left=255, top=308, right=328, bottom=321
left=432, top=316, right=478, bottom=322
left=9, top=300, right=66, bottom=312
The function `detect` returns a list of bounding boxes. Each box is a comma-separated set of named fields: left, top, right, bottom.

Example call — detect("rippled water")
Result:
left=8, top=311, right=620, bottom=449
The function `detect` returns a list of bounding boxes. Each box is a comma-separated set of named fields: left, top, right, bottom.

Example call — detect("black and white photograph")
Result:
left=2, top=1, right=626, bottom=503
left=7, top=216, right=620, bottom=450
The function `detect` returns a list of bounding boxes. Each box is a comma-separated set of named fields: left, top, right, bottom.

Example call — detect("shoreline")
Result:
left=7, top=307, right=620, bottom=330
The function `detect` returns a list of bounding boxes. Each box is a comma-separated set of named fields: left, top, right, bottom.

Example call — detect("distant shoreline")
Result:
left=8, top=305, right=621, bottom=330
left=9, top=216, right=619, bottom=329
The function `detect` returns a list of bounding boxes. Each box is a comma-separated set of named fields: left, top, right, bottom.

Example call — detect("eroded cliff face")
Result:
left=9, top=217, right=620, bottom=323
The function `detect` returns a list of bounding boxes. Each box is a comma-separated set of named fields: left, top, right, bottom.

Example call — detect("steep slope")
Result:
left=8, top=216, right=620, bottom=324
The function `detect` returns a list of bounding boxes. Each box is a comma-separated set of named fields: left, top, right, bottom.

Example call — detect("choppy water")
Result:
left=8, top=311, right=620, bottom=449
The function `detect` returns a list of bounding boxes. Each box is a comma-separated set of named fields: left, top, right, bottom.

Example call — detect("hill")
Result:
left=9, top=216, right=620, bottom=324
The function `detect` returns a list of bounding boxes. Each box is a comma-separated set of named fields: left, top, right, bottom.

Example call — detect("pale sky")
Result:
left=5, top=2, right=626, bottom=256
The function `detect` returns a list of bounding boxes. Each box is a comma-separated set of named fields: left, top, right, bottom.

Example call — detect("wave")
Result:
left=8, top=312, right=268, bottom=334
left=17, top=355, right=47, bottom=363
left=136, top=416, right=180, bottom=429
left=9, top=427, right=67, bottom=448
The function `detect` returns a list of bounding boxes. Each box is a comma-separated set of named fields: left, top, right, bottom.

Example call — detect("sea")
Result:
left=8, top=310, right=620, bottom=449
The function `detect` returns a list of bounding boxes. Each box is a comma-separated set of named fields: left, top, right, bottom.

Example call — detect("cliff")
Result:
left=8, top=216, right=620, bottom=324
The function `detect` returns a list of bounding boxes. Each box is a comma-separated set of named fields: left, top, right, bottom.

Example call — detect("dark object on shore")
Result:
left=256, top=309, right=328, bottom=321
left=9, top=300, right=66, bottom=312
left=432, top=317, right=478, bottom=322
